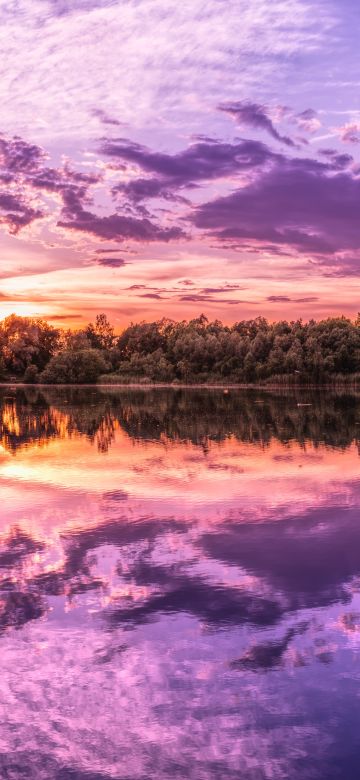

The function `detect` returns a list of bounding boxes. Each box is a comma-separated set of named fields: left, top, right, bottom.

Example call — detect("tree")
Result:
left=40, top=349, right=109, bottom=384
left=0, top=315, right=59, bottom=375
left=23, top=364, right=39, bottom=384
left=85, top=314, right=115, bottom=351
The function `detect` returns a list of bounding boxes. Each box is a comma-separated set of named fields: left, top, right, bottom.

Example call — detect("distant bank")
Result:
left=0, top=312, right=359, bottom=386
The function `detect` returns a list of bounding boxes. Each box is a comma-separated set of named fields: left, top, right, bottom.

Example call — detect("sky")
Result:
left=0, top=0, right=359, bottom=329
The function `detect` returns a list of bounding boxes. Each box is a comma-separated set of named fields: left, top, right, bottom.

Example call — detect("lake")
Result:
left=0, top=385, right=359, bottom=779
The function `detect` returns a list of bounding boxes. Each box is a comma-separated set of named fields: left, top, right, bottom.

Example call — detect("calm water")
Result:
left=0, top=386, right=360, bottom=779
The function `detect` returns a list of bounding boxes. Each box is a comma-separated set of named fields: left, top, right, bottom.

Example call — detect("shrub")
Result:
left=23, top=364, right=39, bottom=383
left=40, top=349, right=109, bottom=384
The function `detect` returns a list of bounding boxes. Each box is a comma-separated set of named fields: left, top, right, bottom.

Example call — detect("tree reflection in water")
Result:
left=1, top=385, right=359, bottom=453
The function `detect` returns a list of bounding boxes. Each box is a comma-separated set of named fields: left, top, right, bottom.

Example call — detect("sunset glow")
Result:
left=0, top=1, right=359, bottom=327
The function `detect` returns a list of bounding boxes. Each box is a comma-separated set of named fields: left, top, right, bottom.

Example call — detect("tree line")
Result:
left=0, top=312, right=359, bottom=385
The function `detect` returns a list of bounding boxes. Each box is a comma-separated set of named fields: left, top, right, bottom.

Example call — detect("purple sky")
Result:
left=0, top=0, right=359, bottom=327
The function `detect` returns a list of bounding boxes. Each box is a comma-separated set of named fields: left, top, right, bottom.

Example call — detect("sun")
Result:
left=0, top=302, right=46, bottom=321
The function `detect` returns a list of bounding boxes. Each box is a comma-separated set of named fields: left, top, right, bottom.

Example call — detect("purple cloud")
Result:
left=0, top=135, right=45, bottom=175
left=201, top=284, right=244, bottom=293
left=218, top=101, right=296, bottom=147
left=101, top=137, right=274, bottom=202
left=0, top=191, right=43, bottom=233
left=318, top=149, right=353, bottom=169
left=337, top=123, right=360, bottom=144
left=140, top=293, right=165, bottom=299
left=58, top=206, right=185, bottom=243
left=92, top=256, right=128, bottom=267
left=179, top=294, right=253, bottom=305
left=267, top=295, right=319, bottom=303
left=192, top=153, right=360, bottom=258
left=293, top=109, right=321, bottom=134
left=92, top=108, right=124, bottom=126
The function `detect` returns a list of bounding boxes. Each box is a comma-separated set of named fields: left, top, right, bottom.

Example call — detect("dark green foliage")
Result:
left=85, top=313, right=115, bottom=351
left=111, top=314, right=360, bottom=383
left=23, top=364, right=39, bottom=384
left=0, top=314, right=60, bottom=376
left=40, top=349, right=109, bottom=384
left=0, top=312, right=359, bottom=384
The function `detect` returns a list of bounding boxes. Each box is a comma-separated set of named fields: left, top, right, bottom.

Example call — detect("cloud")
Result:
left=48, top=314, right=83, bottom=320
left=336, top=122, right=360, bottom=144
left=179, top=294, right=252, bottom=305
left=266, top=295, right=319, bottom=303
left=0, top=132, right=185, bottom=245
left=0, top=135, right=45, bottom=175
left=192, top=152, right=360, bottom=261
left=318, top=149, right=353, bottom=169
left=140, top=292, right=165, bottom=299
left=0, top=0, right=333, bottom=143
left=102, top=136, right=274, bottom=202
left=218, top=100, right=296, bottom=147
left=0, top=133, right=104, bottom=241
left=266, top=296, right=291, bottom=303
left=92, top=108, right=124, bottom=126
left=293, top=108, right=321, bottom=134
left=201, top=285, right=245, bottom=293
left=0, top=191, right=43, bottom=234
left=58, top=206, right=185, bottom=243
left=91, top=256, right=128, bottom=268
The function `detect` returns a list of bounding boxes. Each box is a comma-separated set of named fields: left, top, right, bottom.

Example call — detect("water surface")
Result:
left=0, top=386, right=360, bottom=779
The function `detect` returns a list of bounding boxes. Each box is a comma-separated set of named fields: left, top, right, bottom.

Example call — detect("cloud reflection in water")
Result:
left=0, top=386, right=359, bottom=778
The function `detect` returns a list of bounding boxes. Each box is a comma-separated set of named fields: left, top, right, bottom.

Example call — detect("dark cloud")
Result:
left=201, top=284, right=244, bottom=294
left=297, top=108, right=316, bottom=120
left=318, top=149, right=353, bottom=169
left=293, top=108, right=320, bottom=134
left=101, top=137, right=274, bottom=203
left=49, top=314, right=83, bottom=320
left=267, top=295, right=291, bottom=303
left=338, top=124, right=360, bottom=144
left=113, top=176, right=191, bottom=204
left=179, top=294, right=251, bottom=305
left=266, top=295, right=319, bottom=303
left=92, top=108, right=124, bottom=126
left=0, top=135, right=45, bottom=175
left=58, top=206, right=185, bottom=243
left=192, top=154, right=360, bottom=259
left=314, top=256, right=360, bottom=278
left=95, top=248, right=128, bottom=253
left=92, top=256, right=128, bottom=267
left=0, top=134, right=185, bottom=245
left=296, top=296, right=319, bottom=303
left=0, top=191, right=43, bottom=233
left=140, top=293, right=165, bottom=299
left=0, top=134, right=102, bottom=236
left=46, top=0, right=116, bottom=16
left=218, top=100, right=296, bottom=147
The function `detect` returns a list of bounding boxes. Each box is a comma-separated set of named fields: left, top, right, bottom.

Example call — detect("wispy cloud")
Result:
left=0, top=0, right=335, bottom=140
left=218, top=100, right=295, bottom=147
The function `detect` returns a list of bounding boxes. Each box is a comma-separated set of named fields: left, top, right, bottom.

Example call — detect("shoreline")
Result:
left=0, top=381, right=359, bottom=390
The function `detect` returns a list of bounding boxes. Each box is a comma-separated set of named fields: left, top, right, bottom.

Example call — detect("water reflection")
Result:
left=0, top=386, right=359, bottom=779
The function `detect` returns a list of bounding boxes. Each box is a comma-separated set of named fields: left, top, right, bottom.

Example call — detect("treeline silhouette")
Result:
left=1, top=386, right=359, bottom=453
left=0, top=312, right=360, bottom=384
